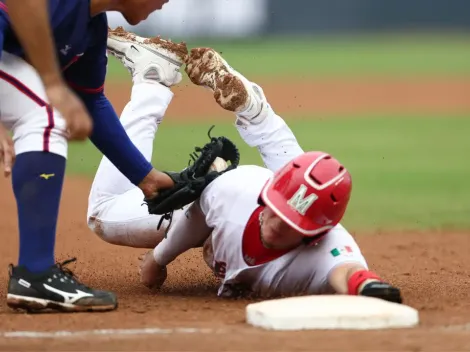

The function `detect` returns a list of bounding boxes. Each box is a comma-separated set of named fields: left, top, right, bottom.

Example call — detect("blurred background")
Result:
left=72, top=1, right=470, bottom=232
left=107, top=0, right=470, bottom=38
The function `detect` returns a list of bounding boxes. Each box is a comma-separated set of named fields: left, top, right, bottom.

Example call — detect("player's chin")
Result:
left=123, top=13, right=144, bottom=26
left=261, top=235, right=287, bottom=250
left=157, top=0, right=169, bottom=9
left=262, top=232, right=303, bottom=250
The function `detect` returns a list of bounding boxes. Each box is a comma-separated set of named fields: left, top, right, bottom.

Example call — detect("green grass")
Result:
left=68, top=114, right=470, bottom=231
left=107, top=33, right=470, bottom=79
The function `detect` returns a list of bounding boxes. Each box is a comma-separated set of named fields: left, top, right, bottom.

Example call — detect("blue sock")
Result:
left=12, top=152, right=66, bottom=273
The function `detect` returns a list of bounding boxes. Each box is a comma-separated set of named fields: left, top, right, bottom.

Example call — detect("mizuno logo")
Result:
left=43, top=284, right=93, bottom=304
left=39, top=173, right=55, bottom=180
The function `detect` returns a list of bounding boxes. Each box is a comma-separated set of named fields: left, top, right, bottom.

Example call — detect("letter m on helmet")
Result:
left=287, top=184, right=318, bottom=216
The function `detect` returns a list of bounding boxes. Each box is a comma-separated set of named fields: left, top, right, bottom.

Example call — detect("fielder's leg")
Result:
left=185, top=48, right=304, bottom=173
left=87, top=27, right=188, bottom=248
left=0, top=51, right=117, bottom=312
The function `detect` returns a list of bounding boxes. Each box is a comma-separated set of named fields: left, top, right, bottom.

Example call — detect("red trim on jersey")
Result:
left=67, top=80, right=104, bottom=94
left=241, top=206, right=291, bottom=266
left=0, top=69, right=54, bottom=152
left=63, top=56, right=81, bottom=71
left=0, top=2, right=8, bottom=13
left=63, top=56, right=104, bottom=94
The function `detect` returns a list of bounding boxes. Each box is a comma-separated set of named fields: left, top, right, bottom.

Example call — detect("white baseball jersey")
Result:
left=199, top=165, right=368, bottom=298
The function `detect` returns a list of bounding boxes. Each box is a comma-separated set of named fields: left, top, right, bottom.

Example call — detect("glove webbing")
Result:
left=157, top=211, right=174, bottom=238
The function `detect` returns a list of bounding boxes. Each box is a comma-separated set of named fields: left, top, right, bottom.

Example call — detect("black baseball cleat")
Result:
left=359, top=281, right=403, bottom=304
left=6, top=258, right=118, bottom=313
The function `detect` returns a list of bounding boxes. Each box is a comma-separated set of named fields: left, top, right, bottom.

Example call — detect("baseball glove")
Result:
left=144, top=126, right=240, bottom=217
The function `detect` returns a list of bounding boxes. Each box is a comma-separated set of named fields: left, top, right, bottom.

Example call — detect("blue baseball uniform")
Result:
left=0, top=0, right=153, bottom=274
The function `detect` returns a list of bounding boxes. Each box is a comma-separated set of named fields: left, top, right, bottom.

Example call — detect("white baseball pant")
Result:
left=0, top=51, right=68, bottom=158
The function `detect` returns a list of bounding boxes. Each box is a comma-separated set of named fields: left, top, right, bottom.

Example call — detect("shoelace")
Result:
left=54, top=258, right=89, bottom=287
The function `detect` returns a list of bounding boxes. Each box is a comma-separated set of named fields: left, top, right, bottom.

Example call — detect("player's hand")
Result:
left=45, top=82, right=93, bottom=141
left=138, top=250, right=167, bottom=290
left=0, top=123, right=15, bottom=177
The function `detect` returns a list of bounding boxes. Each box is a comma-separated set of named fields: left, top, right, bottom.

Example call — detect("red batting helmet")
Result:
left=260, top=151, right=352, bottom=242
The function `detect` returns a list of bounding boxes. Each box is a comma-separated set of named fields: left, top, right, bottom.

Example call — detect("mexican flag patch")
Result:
left=330, top=246, right=353, bottom=257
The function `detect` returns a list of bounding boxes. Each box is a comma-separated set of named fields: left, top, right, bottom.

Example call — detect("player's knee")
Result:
left=87, top=216, right=117, bottom=245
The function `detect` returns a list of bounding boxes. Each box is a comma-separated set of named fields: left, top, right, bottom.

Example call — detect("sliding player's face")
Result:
left=259, top=206, right=305, bottom=250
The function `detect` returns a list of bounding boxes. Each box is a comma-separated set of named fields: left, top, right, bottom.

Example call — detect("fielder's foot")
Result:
left=359, top=281, right=403, bottom=304
left=6, top=258, right=117, bottom=313
left=107, top=26, right=188, bottom=87
left=185, top=47, right=269, bottom=125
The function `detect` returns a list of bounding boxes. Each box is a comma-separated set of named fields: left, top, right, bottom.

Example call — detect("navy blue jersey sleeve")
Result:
left=80, top=92, right=153, bottom=186
left=64, top=16, right=153, bottom=186
left=63, top=18, right=107, bottom=94
left=0, top=1, right=8, bottom=54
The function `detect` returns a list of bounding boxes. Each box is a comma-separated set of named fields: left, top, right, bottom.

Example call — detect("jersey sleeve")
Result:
left=305, top=224, right=369, bottom=294
left=63, top=16, right=107, bottom=94
left=0, top=2, right=9, bottom=57
left=198, top=177, right=224, bottom=227
left=236, top=111, right=304, bottom=173
left=199, top=165, right=273, bottom=227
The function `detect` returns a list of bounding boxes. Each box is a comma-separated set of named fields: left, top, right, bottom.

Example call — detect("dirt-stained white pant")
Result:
left=0, top=51, right=68, bottom=158
left=87, top=82, right=187, bottom=248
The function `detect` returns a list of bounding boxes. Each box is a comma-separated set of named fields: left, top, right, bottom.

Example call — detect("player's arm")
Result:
left=138, top=200, right=212, bottom=289
left=235, top=112, right=304, bottom=173
left=307, top=226, right=402, bottom=302
left=0, top=121, right=14, bottom=177
left=154, top=201, right=212, bottom=266
left=327, top=262, right=402, bottom=303
left=140, top=175, right=222, bottom=289
left=63, top=26, right=173, bottom=195
left=4, top=0, right=92, bottom=141
left=150, top=175, right=222, bottom=270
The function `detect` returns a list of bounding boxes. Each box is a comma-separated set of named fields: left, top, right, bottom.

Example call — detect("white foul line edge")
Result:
left=1, top=327, right=222, bottom=339
left=3, top=323, right=470, bottom=339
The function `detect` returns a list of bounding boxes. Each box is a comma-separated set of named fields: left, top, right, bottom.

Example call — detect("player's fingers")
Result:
left=71, top=119, right=89, bottom=141
left=67, top=120, right=89, bottom=141
left=2, top=139, right=15, bottom=177
left=139, top=250, right=154, bottom=261
left=0, top=148, right=4, bottom=174
left=64, top=103, right=93, bottom=141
